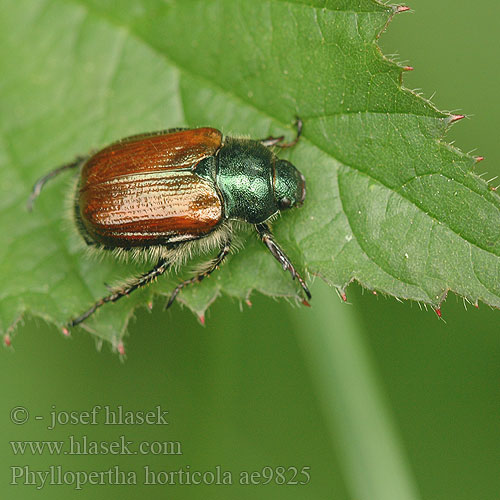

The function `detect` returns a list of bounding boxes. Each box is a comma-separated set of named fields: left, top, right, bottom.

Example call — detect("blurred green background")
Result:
left=2, top=1, right=500, bottom=499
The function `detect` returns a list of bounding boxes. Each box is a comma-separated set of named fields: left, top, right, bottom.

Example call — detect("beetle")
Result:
left=28, top=120, right=310, bottom=327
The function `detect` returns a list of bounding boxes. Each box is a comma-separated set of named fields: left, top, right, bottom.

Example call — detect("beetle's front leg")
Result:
left=259, top=135, right=286, bottom=147
left=70, top=258, right=170, bottom=327
left=255, top=223, right=311, bottom=301
left=259, top=117, right=303, bottom=149
left=165, top=238, right=232, bottom=310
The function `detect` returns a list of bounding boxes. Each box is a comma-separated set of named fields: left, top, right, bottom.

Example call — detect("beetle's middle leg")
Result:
left=165, top=238, right=232, bottom=310
left=69, top=258, right=171, bottom=327
left=255, top=222, right=311, bottom=301
left=259, top=117, right=302, bottom=149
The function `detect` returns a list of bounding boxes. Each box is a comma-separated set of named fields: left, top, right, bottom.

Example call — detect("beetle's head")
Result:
left=273, top=160, right=306, bottom=211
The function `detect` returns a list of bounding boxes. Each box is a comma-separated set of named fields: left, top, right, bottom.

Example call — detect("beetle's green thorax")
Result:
left=214, top=138, right=306, bottom=224
left=215, top=138, right=277, bottom=223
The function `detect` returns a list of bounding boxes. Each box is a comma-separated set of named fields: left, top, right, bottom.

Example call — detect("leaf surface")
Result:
left=1, top=0, right=498, bottom=342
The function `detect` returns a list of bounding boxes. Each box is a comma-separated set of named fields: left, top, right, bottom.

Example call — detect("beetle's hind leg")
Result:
left=255, top=222, right=311, bottom=302
left=165, top=238, right=232, bottom=310
left=69, top=258, right=170, bottom=327
left=259, top=117, right=302, bottom=149
left=27, top=155, right=88, bottom=211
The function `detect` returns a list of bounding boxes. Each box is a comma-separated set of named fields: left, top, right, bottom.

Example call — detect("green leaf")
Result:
left=1, top=0, right=499, bottom=343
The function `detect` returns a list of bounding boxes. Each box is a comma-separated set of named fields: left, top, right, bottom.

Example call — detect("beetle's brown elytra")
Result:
left=28, top=120, right=310, bottom=327
left=79, top=168, right=223, bottom=246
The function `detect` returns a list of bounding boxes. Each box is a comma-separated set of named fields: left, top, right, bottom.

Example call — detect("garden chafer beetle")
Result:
left=28, top=120, right=310, bottom=327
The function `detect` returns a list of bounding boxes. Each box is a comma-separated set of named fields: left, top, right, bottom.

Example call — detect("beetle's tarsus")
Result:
left=255, top=222, right=311, bottom=301
left=259, top=117, right=302, bottom=149
left=27, top=155, right=87, bottom=211
left=69, top=258, right=170, bottom=327
left=165, top=238, right=232, bottom=310
left=278, top=117, right=302, bottom=149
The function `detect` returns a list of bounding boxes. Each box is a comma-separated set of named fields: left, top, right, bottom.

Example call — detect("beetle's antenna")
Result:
left=27, top=155, right=87, bottom=211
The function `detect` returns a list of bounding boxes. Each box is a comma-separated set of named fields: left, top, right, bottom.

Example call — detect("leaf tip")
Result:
left=403, top=65, right=414, bottom=71
left=245, top=299, right=253, bottom=308
left=475, top=156, right=485, bottom=163
left=301, top=299, right=311, bottom=308
left=341, top=292, right=347, bottom=302
left=396, top=5, right=411, bottom=13
left=61, top=327, right=70, bottom=337
left=434, top=307, right=442, bottom=318
left=147, top=301, right=154, bottom=311
left=3, top=334, right=11, bottom=348
left=198, top=314, right=206, bottom=326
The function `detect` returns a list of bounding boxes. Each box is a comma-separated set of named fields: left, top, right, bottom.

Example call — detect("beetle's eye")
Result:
left=279, top=197, right=292, bottom=210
